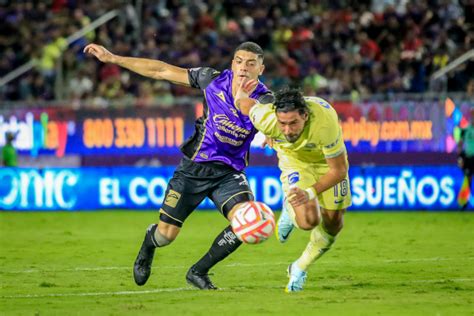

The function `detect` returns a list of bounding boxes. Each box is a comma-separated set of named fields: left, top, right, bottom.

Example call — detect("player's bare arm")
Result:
left=83, top=43, right=190, bottom=85
left=289, top=152, right=348, bottom=207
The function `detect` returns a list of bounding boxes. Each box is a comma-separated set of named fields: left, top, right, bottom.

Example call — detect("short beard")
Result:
left=285, top=134, right=299, bottom=143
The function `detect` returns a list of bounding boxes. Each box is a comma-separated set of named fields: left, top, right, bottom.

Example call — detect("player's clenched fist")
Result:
left=83, top=44, right=115, bottom=63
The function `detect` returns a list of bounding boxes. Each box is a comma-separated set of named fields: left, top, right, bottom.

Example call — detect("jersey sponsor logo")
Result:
left=213, top=114, right=251, bottom=138
left=164, top=189, right=181, bottom=208
left=334, top=199, right=345, bottom=204
left=214, top=132, right=244, bottom=146
left=215, top=91, right=226, bottom=103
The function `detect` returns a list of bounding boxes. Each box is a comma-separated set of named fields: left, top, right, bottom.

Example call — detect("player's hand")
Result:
left=235, top=78, right=257, bottom=100
left=234, top=78, right=258, bottom=113
left=240, top=78, right=258, bottom=95
left=288, top=187, right=309, bottom=207
left=83, top=44, right=115, bottom=63
left=261, top=136, right=273, bottom=149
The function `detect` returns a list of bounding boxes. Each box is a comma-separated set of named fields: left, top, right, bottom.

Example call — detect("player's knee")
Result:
left=227, top=203, right=243, bottom=221
left=294, top=204, right=321, bottom=230
left=296, top=216, right=320, bottom=230
left=224, top=193, right=254, bottom=221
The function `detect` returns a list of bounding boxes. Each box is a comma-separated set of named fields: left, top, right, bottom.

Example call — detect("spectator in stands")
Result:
left=457, top=108, right=474, bottom=210
left=1, top=132, right=18, bottom=167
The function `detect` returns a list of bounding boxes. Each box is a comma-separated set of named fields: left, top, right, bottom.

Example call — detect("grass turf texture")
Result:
left=0, top=211, right=473, bottom=315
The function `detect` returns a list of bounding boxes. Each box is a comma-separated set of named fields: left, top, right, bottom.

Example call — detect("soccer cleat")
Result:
left=276, top=206, right=294, bottom=243
left=133, top=224, right=157, bottom=286
left=186, top=267, right=218, bottom=290
left=285, top=262, right=307, bottom=292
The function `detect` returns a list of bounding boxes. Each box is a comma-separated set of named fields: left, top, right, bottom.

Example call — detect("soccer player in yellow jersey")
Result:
left=236, top=83, right=352, bottom=292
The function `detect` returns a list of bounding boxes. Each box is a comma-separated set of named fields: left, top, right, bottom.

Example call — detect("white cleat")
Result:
left=276, top=207, right=294, bottom=243
left=285, top=262, right=307, bottom=292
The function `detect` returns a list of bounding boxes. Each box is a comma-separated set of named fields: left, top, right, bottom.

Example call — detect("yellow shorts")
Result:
left=280, top=163, right=352, bottom=212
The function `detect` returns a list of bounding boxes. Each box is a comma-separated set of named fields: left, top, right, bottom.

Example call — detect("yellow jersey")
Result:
left=249, top=96, right=346, bottom=170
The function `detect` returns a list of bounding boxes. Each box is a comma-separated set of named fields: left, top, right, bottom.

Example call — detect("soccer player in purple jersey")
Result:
left=84, top=42, right=273, bottom=289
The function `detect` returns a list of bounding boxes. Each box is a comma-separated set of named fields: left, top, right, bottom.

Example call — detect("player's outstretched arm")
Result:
left=83, top=43, right=190, bottom=86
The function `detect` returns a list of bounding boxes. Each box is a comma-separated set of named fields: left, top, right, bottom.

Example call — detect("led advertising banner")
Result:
left=332, top=100, right=472, bottom=153
left=0, top=107, right=190, bottom=158
left=0, top=166, right=468, bottom=211
left=0, top=100, right=472, bottom=158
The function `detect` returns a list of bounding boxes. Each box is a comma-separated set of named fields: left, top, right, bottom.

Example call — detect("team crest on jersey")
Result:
left=164, top=189, right=181, bottom=208
left=215, top=91, right=226, bottom=102
left=288, top=172, right=300, bottom=185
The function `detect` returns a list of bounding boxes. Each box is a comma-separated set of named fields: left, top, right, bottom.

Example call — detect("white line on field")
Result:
left=1, top=288, right=195, bottom=299
left=384, top=257, right=474, bottom=263
left=1, top=257, right=473, bottom=274
left=2, top=278, right=474, bottom=299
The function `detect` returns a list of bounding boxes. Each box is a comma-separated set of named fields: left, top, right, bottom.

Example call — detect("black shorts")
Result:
left=159, top=157, right=253, bottom=227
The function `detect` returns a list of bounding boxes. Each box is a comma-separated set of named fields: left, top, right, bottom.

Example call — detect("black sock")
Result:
left=192, top=225, right=242, bottom=274
left=144, top=224, right=158, bottom=248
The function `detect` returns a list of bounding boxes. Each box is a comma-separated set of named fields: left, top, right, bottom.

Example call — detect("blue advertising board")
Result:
left=0, top=166, right=469, bottom=211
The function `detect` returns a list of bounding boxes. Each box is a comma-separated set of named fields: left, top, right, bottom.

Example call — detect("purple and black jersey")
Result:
left=180, top=68, right=273, bottom=171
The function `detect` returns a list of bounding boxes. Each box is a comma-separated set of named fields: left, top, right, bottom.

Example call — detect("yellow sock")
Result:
left=296, top=224, right=336, bottom=271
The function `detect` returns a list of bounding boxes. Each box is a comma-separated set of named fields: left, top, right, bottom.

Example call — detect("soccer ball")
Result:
left=231, top=201, right=275, bottom=244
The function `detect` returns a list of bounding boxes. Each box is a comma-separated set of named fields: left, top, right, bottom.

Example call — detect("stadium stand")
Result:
left=0, top=0, right=473, bottom=105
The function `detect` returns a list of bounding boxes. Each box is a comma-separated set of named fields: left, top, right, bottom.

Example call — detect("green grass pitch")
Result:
left=1, top=211, right=473, bottom=315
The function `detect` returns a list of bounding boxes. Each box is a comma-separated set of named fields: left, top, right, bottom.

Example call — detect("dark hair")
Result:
left=274, top=88, right=307, bottom=115
left=234, top=42, right=264, bottom=61
left=5, top=132, right=15, bottom=142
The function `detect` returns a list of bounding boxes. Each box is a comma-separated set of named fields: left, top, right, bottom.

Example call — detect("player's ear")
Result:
left=303, top=111, right=309, bottom=121
left=259, top=64, right=265, bottom=76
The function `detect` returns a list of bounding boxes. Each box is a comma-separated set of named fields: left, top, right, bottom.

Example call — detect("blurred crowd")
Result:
left=0, top=0, right=473, bottom=106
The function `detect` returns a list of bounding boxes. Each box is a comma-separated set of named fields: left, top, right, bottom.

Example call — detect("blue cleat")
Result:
left=276, top=206, right=294, bottom=243
left=285, top=262, right=307, bottom=292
